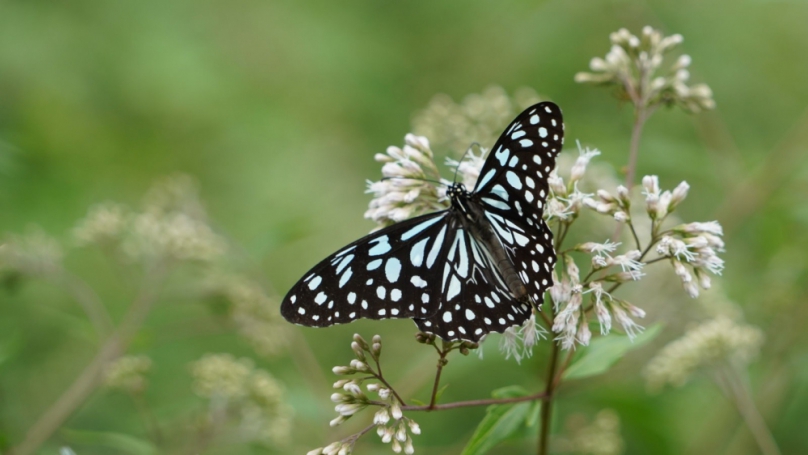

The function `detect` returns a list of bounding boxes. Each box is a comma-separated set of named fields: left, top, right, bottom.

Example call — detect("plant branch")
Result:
left=428, top=344, right=451, bottom=409
left=718, top=366, right=781, bottom=455
left=538, top=342, right=561, bottom=455
left=9, top=264, right=168, bottom=455
left=396, top=392, right=549, bottom=412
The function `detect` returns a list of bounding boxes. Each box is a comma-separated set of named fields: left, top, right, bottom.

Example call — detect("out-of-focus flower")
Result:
left=73, top=203, right=130, bottom=247
left=191, top=353, right=254, bottom=400
left=0, top=227, right=63, bottom=276
left=190, top=353, right=292, bottom=444
left=204, top=273, right=289, bottom=357
left=555, top=410, right=625, bottom=455
left=412, top=86, right=542, bottom=154
left=643, top=317, right=764, bottom=390
left=103, top=355, right=152, bottom=394
left=575, top=26, right=714, bottom=113
left=121, top=175, right=226, bottom=263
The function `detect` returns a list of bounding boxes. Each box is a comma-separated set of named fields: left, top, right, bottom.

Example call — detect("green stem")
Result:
left=538, top=342, right=560, bottom=455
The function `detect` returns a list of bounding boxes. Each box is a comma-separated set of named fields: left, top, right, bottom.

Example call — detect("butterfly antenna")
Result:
left=453, top=142, right=482, bottom=184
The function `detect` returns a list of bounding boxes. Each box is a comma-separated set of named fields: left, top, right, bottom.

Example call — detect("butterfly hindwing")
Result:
left=414, top=220, right=533, bottom=341
left=281, top=212, right=452, bottom=327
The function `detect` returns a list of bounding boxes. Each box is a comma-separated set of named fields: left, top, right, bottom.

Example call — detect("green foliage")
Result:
left=461, top=386, right=539, bottom=455
left=564, top=324, right=662, bottom=381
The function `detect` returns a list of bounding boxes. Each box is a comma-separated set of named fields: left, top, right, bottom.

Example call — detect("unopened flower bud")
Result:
left=396, top=424, right=408, bottom=442
left=332, top=366, right=355, bottom=376
left=351, top=341, right=366, bottom=361
left=391, top=402, right=403, bottom=420
left=330, top=415, right=349, bottom=427
left=374, top=408, right=390, bottom=425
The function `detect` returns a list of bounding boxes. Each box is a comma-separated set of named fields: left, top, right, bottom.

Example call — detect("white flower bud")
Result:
left=374, top=408, right=390, bottom=425
left=391, top=402, right=403, bottom=420
left=392, top=439, right=402, bottom=453
left=396, top=424, right=408, bottom=442
left=408, top=419, right=421, bottom=435
left=330, top=415, right=348, bottom=427
left=404, top=437, right=415, bottom=454
left=332, top=366, right=354, bottom=376
left=614, top=211, right=628, bottom=222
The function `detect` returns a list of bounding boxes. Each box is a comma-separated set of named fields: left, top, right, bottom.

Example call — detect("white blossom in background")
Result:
left=555, top=410, right=625, bottom=455
left=73, top=202, right=130, bottom=247
left=103, top=355, right=153, bottom=394
left=644, top=317, right=764, bottom=390
left=190, top=353, right=292, bottom=445
left=575, top=26, right=715, bottom=113
left=204, top=273, right=290, bottom=357
left=412, top=85, right=542, bottom=154
left=0, top=227, right=63, bottom=276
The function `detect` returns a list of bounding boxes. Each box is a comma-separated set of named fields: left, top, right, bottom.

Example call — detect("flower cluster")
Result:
left=72, top=202, right=130, bottom=247
left=190, top=353, right=292, bottom=444
left=575, top=26, right=715, bottom=113
left=643, top=317, right=764, bottom=390
left=498, top=314, right=548, bottom=363
left=309, top=334, right=420, bottom=455
left=0, top=227, right=63, bottom=276
left=545, top=143, right=600, bottom=222
left=365, top=134, right=447, bottom=228
left=549, top=255, right=646, bottom=350
left=204, top=273, right=289, bottom=357
left=555, top=410, right=625, bottom=455
left=71, top=174, right=227, bottom=264
left=103, top=355, right=153, bottom=394
left=412, top=85, right=542, bottom=154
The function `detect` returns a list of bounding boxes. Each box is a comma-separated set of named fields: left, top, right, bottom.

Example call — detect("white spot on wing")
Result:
left=385, top=258, right=402, bottom=283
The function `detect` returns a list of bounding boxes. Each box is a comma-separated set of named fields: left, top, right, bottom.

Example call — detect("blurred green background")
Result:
left=2, top=0, right=808, bottom=454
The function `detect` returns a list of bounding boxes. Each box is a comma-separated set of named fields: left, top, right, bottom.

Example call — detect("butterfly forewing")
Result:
left=475, top=102, right=563, bottom=225
left=281, top=212, right=452, bottom=326
left=413, top=222, right=533, bottom=341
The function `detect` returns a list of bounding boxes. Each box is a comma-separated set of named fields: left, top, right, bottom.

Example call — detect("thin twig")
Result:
left=9, top=264, right=168, bottom=455
left=718, top=366, right=782, bottom=455
left=428, top=344, right=451, bottom=409
left=397, top=392, right=549, bottom=412
left=538, top=342, right=560, bottom=455
left=371, top=357, right=407, bottom=406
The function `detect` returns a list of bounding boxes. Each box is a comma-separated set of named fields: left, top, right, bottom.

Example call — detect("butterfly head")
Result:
left=446, top=182, right=469, bottom=200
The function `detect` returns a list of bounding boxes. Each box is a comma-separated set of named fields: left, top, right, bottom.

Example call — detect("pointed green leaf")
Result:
left=563, top=324, right=662, bottom=380
left=461, top=385, right=533, bottom=455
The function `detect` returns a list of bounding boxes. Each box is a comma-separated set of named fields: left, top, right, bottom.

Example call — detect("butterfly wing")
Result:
left=474, top=102, right=564, bottom=305
left=281, top=212, right=453, bottom=327
left=413, top=218, right=533, bottom=341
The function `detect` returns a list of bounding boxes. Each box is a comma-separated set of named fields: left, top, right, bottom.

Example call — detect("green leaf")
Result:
left=491, top=385, right=528, bottom=399
left=525, top=400, right=541, bottom=428
left=563, top=324, right=662, bottom=380
left=461, top=386, right=533, bottom=455
left=61, top=429, right=157, bottom=455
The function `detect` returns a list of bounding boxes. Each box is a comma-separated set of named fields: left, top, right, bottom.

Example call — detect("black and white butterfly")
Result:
left=281, top=102, right=564, bottom=342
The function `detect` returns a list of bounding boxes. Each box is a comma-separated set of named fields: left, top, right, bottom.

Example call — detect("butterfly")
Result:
left=281, top=102, right=564, bottom=342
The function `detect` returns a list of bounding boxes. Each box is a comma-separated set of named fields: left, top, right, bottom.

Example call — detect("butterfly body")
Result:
left=448, top=183, right=530, bottom=302
left=281, top=102, right=564, bottom=341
